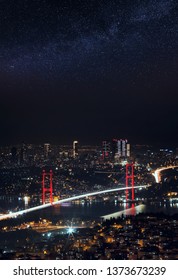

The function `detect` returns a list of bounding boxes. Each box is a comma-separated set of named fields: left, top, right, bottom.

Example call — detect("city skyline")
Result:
left=0, top=135, right=177, bottom=260
left=0, top=140, right=177, bottom=150
left=0, top=0, right=178, bottom=146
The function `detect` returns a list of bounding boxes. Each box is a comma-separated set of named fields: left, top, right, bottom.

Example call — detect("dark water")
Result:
left=0, top=196, right=178, bottom=222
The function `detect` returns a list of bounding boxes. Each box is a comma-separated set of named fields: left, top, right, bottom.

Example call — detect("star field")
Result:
left=0, top=0, right=178, bottom=145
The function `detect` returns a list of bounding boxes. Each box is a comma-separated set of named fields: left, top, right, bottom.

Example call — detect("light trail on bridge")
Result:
left=0, top=185, right=149, bottom=221
left=152, top=165, right=178, bottom=183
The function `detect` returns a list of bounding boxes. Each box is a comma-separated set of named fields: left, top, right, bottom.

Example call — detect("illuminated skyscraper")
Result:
left=44, top=143, right=50, bottom=159
left=113, top=139, right=130, bottom=159
left=102, top=141, right=110, bottom=160
left=20, top=143, right=27, bottom=164
left=126, top=143, right=131, bottom=157
left=73, top=140, right=78, bottom=158
left=122, top=139, right=126, bottom=157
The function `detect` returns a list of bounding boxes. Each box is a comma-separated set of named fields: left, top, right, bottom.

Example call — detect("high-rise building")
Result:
left=122, top=139, right=126, bottom=157
left=126, top=143, right=131, bottom=157
left=20, top=143, right=27, bottom=164
left=73, top=141, right=78, bottom=158
left=113, top=139, right=131, bottom=159
left=102, top=141, right=110, bottom=160
left=44, top=143, right=50, bottom=159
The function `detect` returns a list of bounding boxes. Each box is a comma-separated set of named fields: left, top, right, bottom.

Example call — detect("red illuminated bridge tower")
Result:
left=125, top=163, right=135, bottom=201
left=42, top=170, right=53, bottom=204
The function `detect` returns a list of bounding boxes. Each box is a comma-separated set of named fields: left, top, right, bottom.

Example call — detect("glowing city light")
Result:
left=24, top=196, right=29, bottom=204
left=67, top=227, right=74, bottom=234
left=152, top=166, right=178, bottom=183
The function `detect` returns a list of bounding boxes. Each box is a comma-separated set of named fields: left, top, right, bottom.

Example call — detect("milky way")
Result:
left=0, top=0, right=178, bottom=145
left=0, top=0, right=177, bottom=78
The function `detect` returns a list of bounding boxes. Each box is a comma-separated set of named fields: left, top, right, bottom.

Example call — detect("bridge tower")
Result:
left=125, top=163, right=134, bottom=201
left=42, top=170, right=53, bottom=204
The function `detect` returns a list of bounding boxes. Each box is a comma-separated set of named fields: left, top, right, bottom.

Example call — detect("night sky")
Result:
left=0, top=0, right=178, bottom=146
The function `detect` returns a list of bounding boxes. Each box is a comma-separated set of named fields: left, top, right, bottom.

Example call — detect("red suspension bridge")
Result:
left=0, top=163, right=151, bottom=221
left=0, top=163, right=176, bottom=221
left=41, top=163, right=135, bottom=205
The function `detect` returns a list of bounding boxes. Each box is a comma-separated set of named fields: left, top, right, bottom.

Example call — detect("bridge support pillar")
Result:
left=42, top=170, right=53, bottom=204
left=126, top=163, right=134, bottom=201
